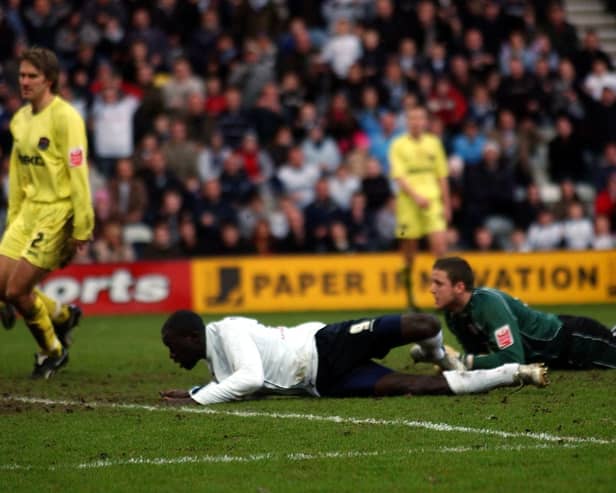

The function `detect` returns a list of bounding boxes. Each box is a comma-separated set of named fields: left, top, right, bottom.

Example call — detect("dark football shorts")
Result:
left=315, top=315, right=404, bottom=397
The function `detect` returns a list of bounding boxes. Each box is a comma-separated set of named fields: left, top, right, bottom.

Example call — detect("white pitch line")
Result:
left=3, top=395, right=615, bottom=446
left=0, top=443, right=581, bottom=472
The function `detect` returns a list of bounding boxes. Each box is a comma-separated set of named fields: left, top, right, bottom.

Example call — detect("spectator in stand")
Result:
left=304, top=177, right=343, bottom=252
left=583, top=58, right=616, bottom=102
left=508, top=228, right=531, bottom=253
left=499, top=30, right=534, bottom=76
left=462, top=141, right=515, bottom=244
left=301, top=122, right=342, bottom=175
left=366, top=0, right=406, bottom=56
left=513, top=182, right=545, bottom=231
left=381, top=57, right=411, bottom=113
left=320, top=17, right=362, bottom=81
left=586, top=86, right=616, bottom=153
left=188, top=8, right=222, bottom=72
left=574, top=29, right=613, bottom=81
left=526, top=208, right=563, bottom=251
left=592, top=215, right=615, bottom=249
left=132, top=62, right=165, bottom=142
left=357, top=85, right=385, bottom=140
left=194, top=178, right=238, bottom=240
left=359, top=28, right=386, bottom=83
left=324, top=91, right=360, bottom=155
left=161, top=118, right=200, bottom=184
left=277, top=146, right=320, bottom=208
left=593, top=141, right=616, bottom=191
left=218, top=152, right=255, bottom=206
left=547, top=114, right=587, bottom=184
left=462, top=28, right=495, bottom=80
left=217, top=86, right=254, bottom=150
left=197, top=130, right=230, bottom=183
left=107, top=158, right=148, bottom=226
left=427, top=76, right=467, bottom=133
left=89, top=70, right=140, bottom=177
left=543, top=1, right=579, bottom=58
left=277, top=199, right=308, bottom=253
left=344, top=191, right=377, bottom=252
left=228, top=38, right=275, bottom=109
left=92, top=220, right=136, bottom=263
left=369, top=110, right=403, bottom=174
left=178, top=216, right=206, bottom=258
left=562, top=201, right=594, bottom=251
left=361, top=157, right=391, bottom=213
left=249, top=82, right=285, bottom=148
left=413, top=0, right=452, bottom=55
left=251, top=218, right=279, bottom=256
left=141, top=221, right=182, bottom=260
left=467, top=84, right=497, bottom=132
left=472, top=226, right=497, bottom=252
left=210, top=221, right=251, bottom=257
left=594, top=172, right=616, bottom=229
left=139, top=149, right=184, bottom=224
left=496, top=57, right=538, bottom=120
left=126, top=7, right=168, bottom=69
left=328, top=163, right=360, bottom=211
left=451, top=119, right=487, bottom=167
left=551, top=58, right=585, bottom=121
left=235, top=131, right=275, bottom=203
left=327, top=220, right=352, bottom=253
left=551, top=179, right=583, bottom=221
left=161, top=56, right=204, bottom=111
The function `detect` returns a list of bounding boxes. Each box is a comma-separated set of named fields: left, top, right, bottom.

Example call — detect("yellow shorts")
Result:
left=0, top=200, right=75, bottom=270
left=395, top=196, right=446, bottom=239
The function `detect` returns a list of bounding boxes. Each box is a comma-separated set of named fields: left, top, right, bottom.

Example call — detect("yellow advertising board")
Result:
left=191, top=251, right=616, bottom=313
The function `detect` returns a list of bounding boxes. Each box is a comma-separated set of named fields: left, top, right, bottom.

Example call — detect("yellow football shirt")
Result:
left=389, top=132, right=448, bottom=200
left=8, top=96, right=94, bottom=240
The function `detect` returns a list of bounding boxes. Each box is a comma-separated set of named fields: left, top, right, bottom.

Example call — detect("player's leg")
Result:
left=396, top=200, right=421, bottom=310
left=34, top=287, right=82, bottom=347
left=5, top=259, right=62, bottom=355
left=327, top=362, right=548, bottom=397
left=557, top=315, right=616, bottom=368
left=0, top=256, right=17, bottom=329
left=427, top=230, right=448, bottom=258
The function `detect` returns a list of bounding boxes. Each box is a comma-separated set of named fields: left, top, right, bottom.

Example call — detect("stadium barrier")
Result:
left=39, top=251, right=616, bottom=315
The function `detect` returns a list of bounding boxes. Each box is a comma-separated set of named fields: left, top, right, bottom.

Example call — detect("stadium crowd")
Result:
left=1, top=0, right=615, bottom=262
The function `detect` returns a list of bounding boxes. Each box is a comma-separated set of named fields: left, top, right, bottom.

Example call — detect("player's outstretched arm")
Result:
left=160, top=389, right=196, bottom=405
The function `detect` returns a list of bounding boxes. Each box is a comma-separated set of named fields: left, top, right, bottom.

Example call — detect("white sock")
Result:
left=443, top=363, right=520, bottom=395
left=417, top=331, right=445, bottom=360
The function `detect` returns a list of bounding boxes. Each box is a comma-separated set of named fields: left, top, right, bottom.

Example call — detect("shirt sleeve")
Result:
left=189, top=326, right=265, bottom=405
left=468, top=296, right=526, bottom=369
left=433, top=137, right=449, bottom=179
left=57, top=108, right=94, bottom=240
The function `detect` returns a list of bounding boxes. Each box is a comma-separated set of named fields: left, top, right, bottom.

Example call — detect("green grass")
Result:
left=1, top=306, right=615, bottom=493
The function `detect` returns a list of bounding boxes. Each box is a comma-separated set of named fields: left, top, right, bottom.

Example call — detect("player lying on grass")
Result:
left=415, top=256, right=616, bottom=370
left=160, top=310, right=548, bottom=405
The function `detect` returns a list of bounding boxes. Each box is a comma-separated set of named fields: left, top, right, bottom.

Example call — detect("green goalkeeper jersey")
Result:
left=444, top=287, right=564, bottom=369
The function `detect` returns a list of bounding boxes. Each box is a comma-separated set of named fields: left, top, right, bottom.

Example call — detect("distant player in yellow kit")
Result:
left=0, top=47, right=94, bottom=378
left=389, top=105, right=450, bottom=310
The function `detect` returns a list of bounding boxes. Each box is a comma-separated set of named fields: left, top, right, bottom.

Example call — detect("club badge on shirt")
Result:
left=495, top=325, right=514, bottom=349
left=38, top=137, right=50, bottom=150
left=69, top=147, right=84, bottom=167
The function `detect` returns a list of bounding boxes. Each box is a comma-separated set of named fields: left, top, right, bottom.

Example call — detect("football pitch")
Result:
left=1, top=306, right=615, bottom=493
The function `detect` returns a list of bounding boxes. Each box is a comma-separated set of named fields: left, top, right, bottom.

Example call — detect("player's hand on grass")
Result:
left=159, top=389, right=195, bottom=405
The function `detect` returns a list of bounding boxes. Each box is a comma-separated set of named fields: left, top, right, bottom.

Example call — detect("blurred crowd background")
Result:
left=1, top=0, right=616, bottom=263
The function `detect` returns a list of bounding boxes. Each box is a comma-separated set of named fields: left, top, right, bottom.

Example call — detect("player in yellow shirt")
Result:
left=0, top=47, right=94, bottom=378
left=389, top=105, right=450, bottom=310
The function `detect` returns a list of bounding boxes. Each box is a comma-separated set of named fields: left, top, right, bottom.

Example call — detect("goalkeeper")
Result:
left=414, top=256, right=616, bottom=370
left=0, top=47, right=94, bottom=378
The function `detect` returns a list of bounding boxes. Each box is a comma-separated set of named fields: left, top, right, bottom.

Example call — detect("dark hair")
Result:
left=19, top=46, right=60, bottom=93
left=433, top=256, right=474, bottom=291
left=161, top=310, right=204, bottom=338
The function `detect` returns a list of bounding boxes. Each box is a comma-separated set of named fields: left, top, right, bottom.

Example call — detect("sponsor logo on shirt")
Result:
left=18, top=154, right=44, bottom=166
left=38, top=137, right=50, bottom=150
left=69, top=147, right=84, bottom=167
left=495, top=325, right=514, bottom=349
